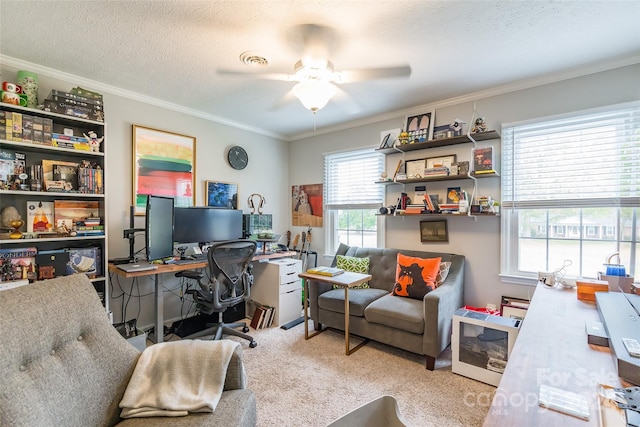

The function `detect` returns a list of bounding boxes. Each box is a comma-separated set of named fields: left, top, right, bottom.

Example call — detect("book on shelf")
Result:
left=306, top=266, right=345, bottom=276
left=392, top=160, right=404, bottom=181
left=26, top=201, right=55, bottom=233
left=53, top=200, right=100, bottom=231
left=472, top=146, right=495, bottom=173
left=0, top=247, right=38, bottom=260
left=53, top=163, right=79, bottom=192
left=446, top=187, right=462, bottom=205
left=413, top=186, right=427, bottom=204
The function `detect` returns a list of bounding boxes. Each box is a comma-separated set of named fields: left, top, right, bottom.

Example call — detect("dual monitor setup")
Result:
left=118, top=195, right=244, bottom=264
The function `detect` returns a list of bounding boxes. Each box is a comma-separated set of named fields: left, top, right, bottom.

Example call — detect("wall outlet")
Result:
left=486, top=303, right=497, bottom=311
left=538, top=271, right=556, bottom=286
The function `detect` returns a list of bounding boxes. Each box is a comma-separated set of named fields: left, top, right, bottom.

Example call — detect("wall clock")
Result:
left=227, top=145, right=248, bottom=170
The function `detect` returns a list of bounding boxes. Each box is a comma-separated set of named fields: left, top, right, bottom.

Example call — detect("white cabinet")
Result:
left=250, top=258, right=302, bottom=326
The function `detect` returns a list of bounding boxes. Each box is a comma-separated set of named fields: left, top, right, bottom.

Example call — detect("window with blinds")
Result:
left=324, top=149, right=384, bottom=252
left=500, top=101, right=640, bottom=282
left=502, top=102, right=640, bottom=208
left=324, top=149, right=385, bottom=208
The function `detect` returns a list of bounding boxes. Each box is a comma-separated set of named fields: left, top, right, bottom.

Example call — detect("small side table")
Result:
left=298, top=271, right=372, bottom=355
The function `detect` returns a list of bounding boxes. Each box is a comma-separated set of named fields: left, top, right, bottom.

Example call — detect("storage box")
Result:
left=576, top=278, right=609, bottom=302
left=597, top=273, right=635, bottom=294
left=452, top=308, right=521, bottom=386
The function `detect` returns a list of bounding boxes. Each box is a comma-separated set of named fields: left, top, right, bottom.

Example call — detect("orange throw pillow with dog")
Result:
left=392, top=254, right=441, bottom=300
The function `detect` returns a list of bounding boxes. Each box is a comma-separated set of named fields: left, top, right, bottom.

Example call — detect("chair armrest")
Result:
left=223, top=346, right=247, bottom=390
left=422, top=260, right=464, bottom=358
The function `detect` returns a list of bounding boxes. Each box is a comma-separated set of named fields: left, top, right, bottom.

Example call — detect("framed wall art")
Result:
left=426, top=154, right=457, bottom=170
left=405, top=111, right=435, bottom=143
left=132, top=125, right=196, bottom=215
left=420, top=220, right=449, bottom=243
left=379, top=128, right=401, bottom=149
left=205, top=181, right=238, bottom=209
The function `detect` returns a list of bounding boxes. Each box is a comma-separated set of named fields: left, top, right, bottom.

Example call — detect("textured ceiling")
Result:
left=1, top=0, right=639, bottom=140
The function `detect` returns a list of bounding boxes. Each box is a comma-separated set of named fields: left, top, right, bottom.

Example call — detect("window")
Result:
left=501, top=101, right=640, bottom=283
left=324, top=148, right=384, bottom=253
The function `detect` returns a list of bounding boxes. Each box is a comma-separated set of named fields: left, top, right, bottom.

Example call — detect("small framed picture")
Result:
left=420, top=220, right=448, bottom=243
left=405, top=111, right=435, bottom=142
left=205, top=181, right=238, bottom=209
left=379, top=128, right=401, bottom=149
left=426, top=154, right=457, bottom=170
left=405, top=159, right=426, bottom=179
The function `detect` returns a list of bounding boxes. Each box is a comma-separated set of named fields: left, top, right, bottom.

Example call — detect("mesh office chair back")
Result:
left=207, top=240, right=258, bottom=308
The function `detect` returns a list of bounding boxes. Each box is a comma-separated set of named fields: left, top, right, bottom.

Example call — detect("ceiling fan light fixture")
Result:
left=292, top=79, right=337, bottom=112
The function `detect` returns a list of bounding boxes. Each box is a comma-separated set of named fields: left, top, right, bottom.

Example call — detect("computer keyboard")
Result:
left=173, top=258, right=201, bottom=265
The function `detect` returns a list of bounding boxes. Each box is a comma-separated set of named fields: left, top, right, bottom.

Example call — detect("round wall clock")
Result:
left=227, top=145, right=248, bottom=170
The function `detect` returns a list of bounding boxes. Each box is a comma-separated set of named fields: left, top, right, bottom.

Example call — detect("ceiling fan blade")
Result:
left=216, top=69, right=292, bottom=81
left=268, top=90, right=298, bottom=111
left=333, top=86, right=362, bottom=115
left=339, top=65, right=412, bottom=83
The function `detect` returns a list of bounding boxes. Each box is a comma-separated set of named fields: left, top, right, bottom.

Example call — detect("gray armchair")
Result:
left=0, top=274, right=256, bottom=427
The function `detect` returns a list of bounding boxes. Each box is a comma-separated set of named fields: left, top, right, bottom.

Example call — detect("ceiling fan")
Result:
left=217, top=24, right=412, bottom=114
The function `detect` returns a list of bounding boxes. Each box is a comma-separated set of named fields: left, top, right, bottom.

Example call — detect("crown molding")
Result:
left=3, top=53, right=637, bottom=143
left=0, top=55, right=285, bottom=141
left=288, top=54, right=640, bottom=141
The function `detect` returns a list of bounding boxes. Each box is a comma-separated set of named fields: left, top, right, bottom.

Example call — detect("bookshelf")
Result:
left=0, top=103, right=108, bottom=308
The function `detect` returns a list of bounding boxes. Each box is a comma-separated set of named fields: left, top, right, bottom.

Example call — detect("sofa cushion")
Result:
left=392, top=254, right=441, bottom=300
left=436, top=261, right=451, bottom=288
left=364, top=294, right=425, bottom=334
left=332, top=255, right=370, bottom=289
left=318, top=288, right=388, bottom=317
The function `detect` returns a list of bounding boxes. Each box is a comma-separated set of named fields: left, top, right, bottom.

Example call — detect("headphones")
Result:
left=247, top=193, right=266, bottom=214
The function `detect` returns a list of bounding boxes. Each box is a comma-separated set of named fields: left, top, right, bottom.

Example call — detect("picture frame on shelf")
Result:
left=433, top=124, right=452, bottom=140
left=132, top=125, right=196, bottom=215
left=446, top=187, right=462, bottom=204
left=405, top=159, right=426, bottom=179
left=420, top=219, right=448, bottom=243
left=472, top=146, right=495, bottom=174
left=205, top=181, right=238, bottom=209
left=426, top=154, right=456, bottom=170
left=405, top=111, right=435, bottom=143
left=379, top=128, right=401, bottom=149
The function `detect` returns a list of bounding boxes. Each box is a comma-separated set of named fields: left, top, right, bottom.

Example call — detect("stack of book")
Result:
left=51, top=132, right=90, bottom=150
left=0, top=111, right=53, bottom=144
left=423, top=166, right=449, bottom=177
left=439, top=203, right=460, bottom=214
left=249, top=301, right=275, bottom=330
left=306, top=266, right=345, bottom=276
left=43, top=87, right=104, bottom=122
left=404, top=203, right=425, bottom=214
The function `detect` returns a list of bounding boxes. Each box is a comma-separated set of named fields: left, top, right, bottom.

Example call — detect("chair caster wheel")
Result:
left=249, top=341, right=257, bottom=348
left=242, top=326, right=249, bottom=333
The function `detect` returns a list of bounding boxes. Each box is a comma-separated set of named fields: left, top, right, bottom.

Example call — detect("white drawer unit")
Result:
left=250, top=258, right=302, bottom=326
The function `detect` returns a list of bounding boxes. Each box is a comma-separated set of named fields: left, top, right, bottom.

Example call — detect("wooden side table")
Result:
left=298, top=271, right=372, bottom=355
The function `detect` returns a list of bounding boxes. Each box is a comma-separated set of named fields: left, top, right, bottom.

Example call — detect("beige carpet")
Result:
left=224, top=322, right=495, bottom=427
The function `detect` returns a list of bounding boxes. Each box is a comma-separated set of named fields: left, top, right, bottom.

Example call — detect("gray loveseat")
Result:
left=0, top=274, right=256, bottom=427
left=308, top=244, right=464, bottom=370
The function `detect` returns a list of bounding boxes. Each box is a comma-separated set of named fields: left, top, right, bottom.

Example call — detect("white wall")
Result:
left=3, top=60, right=638, bottom=326
left=290, top=63, right=640, bottom=308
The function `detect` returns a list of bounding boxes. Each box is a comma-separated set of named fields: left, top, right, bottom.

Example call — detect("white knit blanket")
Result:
left=119, top=339, right=240, bottom=418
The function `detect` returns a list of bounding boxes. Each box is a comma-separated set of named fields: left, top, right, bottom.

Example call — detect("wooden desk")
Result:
left=483, top=284, right=625, bottom=426
left=109, top=250, right=298, bottom=343
left=298, top=271, right=372, bottom=355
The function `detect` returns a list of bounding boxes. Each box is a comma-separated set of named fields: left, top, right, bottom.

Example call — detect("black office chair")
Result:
left=177, top=240, right=258, bottom=347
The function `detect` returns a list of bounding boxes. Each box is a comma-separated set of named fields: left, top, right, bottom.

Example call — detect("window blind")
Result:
left=324, top=148, right=384, bottom=209
left=502, top=101, right=640, bottom=209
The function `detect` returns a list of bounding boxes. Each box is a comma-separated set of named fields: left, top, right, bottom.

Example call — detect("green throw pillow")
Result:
left=333, top=255, right=370, bottom=289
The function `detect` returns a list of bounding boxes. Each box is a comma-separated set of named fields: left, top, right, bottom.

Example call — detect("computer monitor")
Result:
left=145, top=195, right=175, bottom=261
left=173, top=207, right=243, bottom=244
